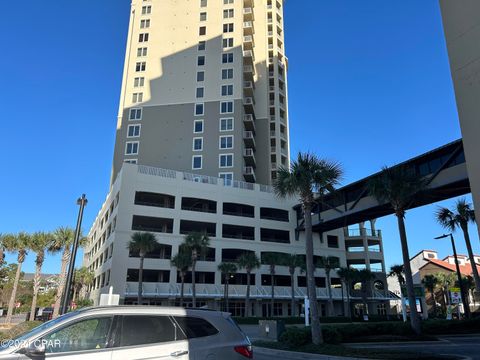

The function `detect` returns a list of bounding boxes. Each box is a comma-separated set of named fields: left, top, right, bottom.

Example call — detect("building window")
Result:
left=198, top=41, right=206, bottom=51
left=221, top=85, right=233, bottom=96
left=140, top=19, right=150, bottom=28
left=192, top=156, right=203, bottom=170
left=197, top=71, right=205, bottom=82
left=135, top=62, right=146, bottom=72
left=220, top=101, right=234, bottom=114
left=137, top=47, right=148, bottom=57
left=222, top=38, right=234, bottom=48
left=200, top=12, right=207, bottom=21
left=124, top=159, right=138, bottom=164
left=139, top=33, right=149, bottom=42
left=132, top=92, right=143, bottom=103
left=199, top=26, right=207, bottom=36
left=223, top=23, right=234, bottom=33
left=141, top=6, right=151, bottom=15
left=223, top=9, right=234, bottom=18
left=222, top=68, right=234, bottom=79
left=129, top=108, right=142, bottom=120
left=193, top=137, right=203, bottom=151
left=196, top=87, right=204, bottom=98
left=127, top=124, right=141, bottom=138
left=220, top=135, right=233, bottom=149
left=220, top=118, right=234, bottom=131
left=197, top=56, right=205, bottom=66
left=194, top=120, right=204, bottom=133
left=219, top=172, right=233, bottom=185
left=134, top=77, right=145, bottom=88
left=125, top=142, right=139, bottom=155
left=200, top=0, right=207, bottom=7
left=223, top=0, right=233, bottom=4
left=222, top=53, right=234, bottom=63
left=219, top=154, right=233, bottom=168
left=194, top=103, right=204, bottom=116
left=327, top=235, right=339, bottom=248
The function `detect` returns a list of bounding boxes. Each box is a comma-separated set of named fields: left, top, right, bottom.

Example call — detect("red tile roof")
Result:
left=421, top=258, right=480, bottom=276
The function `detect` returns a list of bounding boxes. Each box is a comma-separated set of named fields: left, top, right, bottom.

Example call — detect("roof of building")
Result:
left=409, top=249, right=438, bottom=261
left=419, top=258, right=480, bottom=276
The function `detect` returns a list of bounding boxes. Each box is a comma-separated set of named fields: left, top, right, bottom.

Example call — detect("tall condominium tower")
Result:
left=111, top=0, right=290, bottom=185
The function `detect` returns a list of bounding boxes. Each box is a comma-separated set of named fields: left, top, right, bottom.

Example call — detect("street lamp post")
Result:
left=434, top=233, right=471, bottom=319
left=61, top=194, right=88, bottom=315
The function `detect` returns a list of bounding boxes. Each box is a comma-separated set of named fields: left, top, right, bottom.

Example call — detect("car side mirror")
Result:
left=19, top=342, right=46, bottom=357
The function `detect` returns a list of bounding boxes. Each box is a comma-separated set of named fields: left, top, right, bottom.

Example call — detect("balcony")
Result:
left=268, top=30, right=274, bottom=37
left=244, top=166, right=256, bottom=182
left=244, top=0, right=254, bottom=8
left=243, top=7, right=254, bottom=21
left=269, top=99, right=275, bottom=107
left=270, top=130, right=276, bottom=137
left=243, top=81, right=254, bottom=97
left=243, top=148, right=256, bottom=167
left=243, top=50, right=255, bottom=65
left=243, top=65, right=254, bottom=81
left=243, top=131, right=256, bottom=149
left=243, top=97, right=255, bottom=113
left=243, top=114, right=256, bottom=132
left=271, top=146, right=276, bottom=153
left=243, top=21, right=254, bottom=36
left=243, top=35, right=254, bottom=50
left=271, top=162, right=278, bottom=170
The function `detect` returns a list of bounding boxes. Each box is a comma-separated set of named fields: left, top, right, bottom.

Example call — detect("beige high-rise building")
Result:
left=111, top=0, right=290, bottom=186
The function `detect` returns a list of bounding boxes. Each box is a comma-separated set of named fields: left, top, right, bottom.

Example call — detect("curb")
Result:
left=253, top=346, right=371, bottom=360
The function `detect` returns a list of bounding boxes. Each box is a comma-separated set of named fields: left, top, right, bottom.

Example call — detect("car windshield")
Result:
left=1, top=311, right=79, bottom=348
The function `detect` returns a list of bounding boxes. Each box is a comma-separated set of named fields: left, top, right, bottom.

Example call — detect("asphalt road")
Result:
left=346, top=334, right=480, bottom=360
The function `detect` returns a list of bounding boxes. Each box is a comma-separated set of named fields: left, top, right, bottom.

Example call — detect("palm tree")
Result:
left=29, top=231, right=53, bottom=321
left=368, top=165, right=427, bottom=335
left=171, top=251, right=192, bottom=307
left=337, top=267, right=357, bottom=318
left=183, top=232, right=210, bottom=308
left=0, top=233, right=5, bottom=266
left=317, top=256, right=340, bottom=316
left=127, top=232, right=158, bottom=304
left=356, top=269, right=375, bottom=317
left=436, top=272, right=456, bottom=312
left=237, top=252, right=260, bottom=316
left=49, top=227, right=76, bottom=318
left=263, top=252, right=283, bottom=317
left=218, top=262, right=237, bottom=312
left=72, top=267, right=94, bottom=302
left=422, top=274, right=439, bottom=317
left=2, top=232, right=29, bottom=324
left=274, top=153, right=342, bottom=345
left=282, top=254, right=303, bottom=317
left=389, top=264, right=405, bottom=289
left=435, top=198, right=479, bottom=294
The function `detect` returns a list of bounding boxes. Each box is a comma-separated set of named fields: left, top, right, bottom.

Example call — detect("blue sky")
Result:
left=0, top=0, right=478, bottom=274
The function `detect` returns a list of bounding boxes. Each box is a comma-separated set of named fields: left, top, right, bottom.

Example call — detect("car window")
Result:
left=117, top=316, right=185, bottom=347
left=173, top=316, right=219, bottom=338
left=41, top=316, right=113, bottom=353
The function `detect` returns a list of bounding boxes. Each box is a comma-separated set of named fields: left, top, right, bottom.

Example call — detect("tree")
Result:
left=183, top=232, right=210, bottom=308
left=368, top=165, right=427, bottom=335
left=356, top=269, right=375, bottom=317
left=237, top=252, right=260, bottom=316
left=49, top=227, right=76, bottom=318
left=422, top=274, right=439, bottom=317
left=72, top=267, right=94, bottom=302
left=2, top=232, right=29, bottom=324
left=218, top=262, right=237, bottom=312
left=29, top=231, right=53, bottom=321
left=317, top=256, right=340, bottom=316
left=127, top=232, right=158, bottom=304
left=263, top=253, right=283, bottom=317
left=436, top=272, right=456, bottom=312
left=171, top=250, right=192, bottom=307
left=436, top=198, right=479, bottom=294
left=282, top=254, right=303, bottom=317
left=274, top=153, right=342, bottom=345
left=337, top=267, right=357, bottom=318
left=389, top=264, right=405, bottom=288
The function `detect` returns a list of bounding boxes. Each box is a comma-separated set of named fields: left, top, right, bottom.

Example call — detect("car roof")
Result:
left=71, top=306, right=230, bottom=318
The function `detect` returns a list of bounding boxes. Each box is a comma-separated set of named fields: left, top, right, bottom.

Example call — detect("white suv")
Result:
left=0, top=306, right=253, bottom=359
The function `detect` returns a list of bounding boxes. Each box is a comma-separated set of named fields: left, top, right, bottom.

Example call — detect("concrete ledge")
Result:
left=254, top=346, right=371, bottom=360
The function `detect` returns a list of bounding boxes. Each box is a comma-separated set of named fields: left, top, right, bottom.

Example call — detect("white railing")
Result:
left=244, top=148, right=254, bottom=157
left=138, top=165, right=176, bottom=179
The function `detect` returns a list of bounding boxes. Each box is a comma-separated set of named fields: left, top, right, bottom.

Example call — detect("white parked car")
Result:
left=0, top=306, right=253, bottom=359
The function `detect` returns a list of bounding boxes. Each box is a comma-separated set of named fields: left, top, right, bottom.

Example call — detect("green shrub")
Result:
left=233, top=316, right=305, bottom=325
left=322, top=326, right=343, bottom=344
left=279, top=326, right=311, bottom=347
left=0, top=321, right=42, bottom=341
left=422, top=318, right=480, bottom=335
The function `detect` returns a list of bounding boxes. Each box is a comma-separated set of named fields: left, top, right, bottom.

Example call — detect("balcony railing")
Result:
left=345, top=228, right=382, bottom=237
